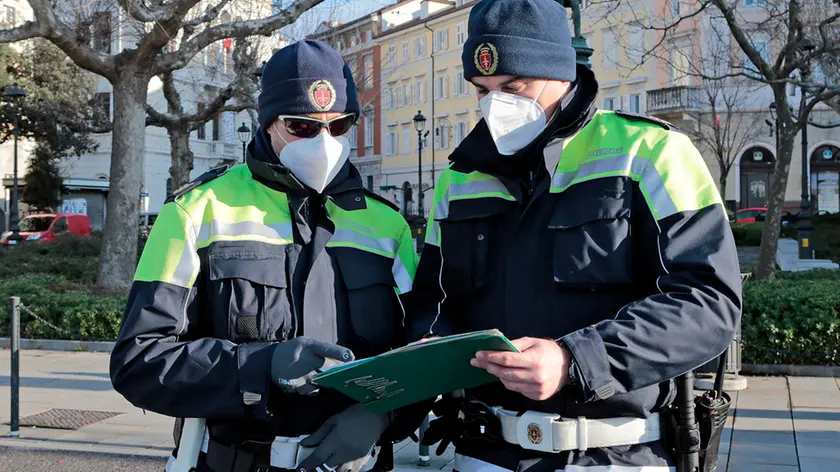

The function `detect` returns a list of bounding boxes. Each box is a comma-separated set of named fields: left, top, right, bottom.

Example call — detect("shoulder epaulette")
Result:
left=614, top=110, right=678, bottom=131
left=165, top=164, right=229, bottom=203
left=363, top=188, right=399, bottom=212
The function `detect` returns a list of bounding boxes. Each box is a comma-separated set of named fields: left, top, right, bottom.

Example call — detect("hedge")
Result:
left=741, top=269, right=840, bottom=365
left=0, top=274, right=125, bottom=341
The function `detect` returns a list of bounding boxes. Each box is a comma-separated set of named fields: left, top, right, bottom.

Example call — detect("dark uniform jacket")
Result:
left=406, top=65, right=742, bottom=422
left=110, top=133, right=419, bottom=441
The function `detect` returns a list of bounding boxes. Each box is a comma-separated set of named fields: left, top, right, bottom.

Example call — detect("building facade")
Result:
left=376, top=0, right=475, bottom=217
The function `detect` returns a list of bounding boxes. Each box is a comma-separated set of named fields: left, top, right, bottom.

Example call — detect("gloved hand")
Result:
left=270, top=337, right=354, bottom=395
left=298, top=404, right=390, bottom=472
left=421, top=395, right=464, bottom=456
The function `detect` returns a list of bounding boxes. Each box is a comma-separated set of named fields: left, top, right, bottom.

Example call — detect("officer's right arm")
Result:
left=109, top=200, right=275, bottom=421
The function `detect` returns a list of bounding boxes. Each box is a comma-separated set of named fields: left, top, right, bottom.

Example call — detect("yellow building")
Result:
left=376, top=0, right=477, bottom=216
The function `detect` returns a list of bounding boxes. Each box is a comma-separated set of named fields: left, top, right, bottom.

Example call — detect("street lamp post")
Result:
left=237, top=122, right=251, bottom=163
left=4, top=82, right=26, bottom=244
left=413, top=111, right=427, bottom=216
left=797, top=39, right=816, bottom=259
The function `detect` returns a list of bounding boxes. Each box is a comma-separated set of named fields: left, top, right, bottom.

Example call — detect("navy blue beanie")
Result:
left=462, top=0, right=576, bottom=82
left=258, top=40, right=360, bottom=128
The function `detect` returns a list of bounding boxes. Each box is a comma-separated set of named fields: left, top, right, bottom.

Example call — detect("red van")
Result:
left=0, top=213, right=92, bottom=246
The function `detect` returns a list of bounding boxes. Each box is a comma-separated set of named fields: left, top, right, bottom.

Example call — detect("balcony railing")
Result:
left=646, top=86, right=701, bottom=113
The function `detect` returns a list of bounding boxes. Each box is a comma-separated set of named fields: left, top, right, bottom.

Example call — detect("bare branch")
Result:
left=24, top=0, right=116, bottom=79
left=156, top=0, right=326, bottom=74
left=145, top=104, right=171, bottom=127
left=117, top=0, right=183, bottom=23
left=0, top=21, right=44, bottom=43
left=711, top=0, right=776, bottom=81
left=182, top=0, right=235, bottom=26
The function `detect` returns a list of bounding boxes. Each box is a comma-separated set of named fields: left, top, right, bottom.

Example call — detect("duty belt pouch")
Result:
left=696, top=390, right=731, bottom=472
left=206, top=437, right=272, bottom=472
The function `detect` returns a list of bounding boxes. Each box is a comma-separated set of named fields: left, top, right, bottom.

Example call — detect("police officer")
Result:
left=407, top=1, right=742, bottom=471
left=110, top=40, right=423, bottom=472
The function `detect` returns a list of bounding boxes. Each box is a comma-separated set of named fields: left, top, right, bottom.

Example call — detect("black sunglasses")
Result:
left=277, top=114, right=357, bottom=139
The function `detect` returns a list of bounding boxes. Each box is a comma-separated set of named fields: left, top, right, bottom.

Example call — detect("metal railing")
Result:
left=646, top=86, right=701, bottom=113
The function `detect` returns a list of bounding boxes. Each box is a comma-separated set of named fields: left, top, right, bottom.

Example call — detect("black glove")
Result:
left=420, top=395, right=464, bottom=457
left=270, top=337, right=354, bottom=395
left=298, top=404, right=390, bottom=472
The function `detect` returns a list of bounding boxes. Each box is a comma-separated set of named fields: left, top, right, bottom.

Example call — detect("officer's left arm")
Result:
left=559, top=131, right=743, bottom=403
left=383, top=219, right=437, bottom=441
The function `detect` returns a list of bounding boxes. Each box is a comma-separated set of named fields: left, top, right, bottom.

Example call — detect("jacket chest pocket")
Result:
left=438, top=200, right=509, bottom=296
left=208, top=249, right=289, bottom=343
left=334, top=249, right=398, bottom=349
left=549, top=193, right=633, bottom=288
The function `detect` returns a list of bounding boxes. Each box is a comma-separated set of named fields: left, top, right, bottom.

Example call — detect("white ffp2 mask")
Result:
left=274, top=126, right=350, bottom=193
left=479, top=80, right=548, bottom=156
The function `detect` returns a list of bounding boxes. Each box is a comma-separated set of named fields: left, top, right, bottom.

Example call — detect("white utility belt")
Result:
left=490, top=408, right=662, bottom=453
left=198, top=428, right=317, bottom=469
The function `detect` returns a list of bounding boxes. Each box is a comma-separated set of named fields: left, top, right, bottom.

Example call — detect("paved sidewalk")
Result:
left=3, top=350, right=840, bottom=471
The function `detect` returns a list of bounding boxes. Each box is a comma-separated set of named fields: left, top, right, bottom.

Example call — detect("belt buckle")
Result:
left=461, top=401, right=503, bottom=443
left=516, top=411, right=555, bottom=453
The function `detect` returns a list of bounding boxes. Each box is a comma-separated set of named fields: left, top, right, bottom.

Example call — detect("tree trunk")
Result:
left=96, top=73, right=150, bottom=290
left=718, top=173, right=728, bottom=203
left=755, top=126, right=796, bottom=280
left=169, top=125, right=195, bottom=191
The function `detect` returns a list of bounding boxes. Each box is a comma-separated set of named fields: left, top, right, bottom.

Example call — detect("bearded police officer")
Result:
left=407, top=1, right=742, bottom=471
left=110, top=40, right=423, bottom=472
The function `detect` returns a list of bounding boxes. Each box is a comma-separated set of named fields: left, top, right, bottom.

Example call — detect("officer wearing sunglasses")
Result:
left=110, top=40, right=427, bottom=472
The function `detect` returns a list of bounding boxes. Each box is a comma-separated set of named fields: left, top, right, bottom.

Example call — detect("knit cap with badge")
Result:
left=258, top=40, right=360, bottom=128
left=462, top=0, right=577, bottom=82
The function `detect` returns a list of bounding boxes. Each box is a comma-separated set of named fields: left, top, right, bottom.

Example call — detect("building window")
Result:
left=402, top=41, right=409, bottom=62
left=455, top=120, right=468, bottom=146
left=434, top=123, right=449, bottom=150
left=456, top=22, right=466, bottom=46
left=629, top=94, right=642, bottom=113
left=384, top=87, right=392, bottom=110
left=627, top=26, right=645, bottom=65
left=743, top=0, right=765, bottom=5
left=420, top=80, right=427, bottom=103
left=401, top=83, right=408, bottom=106
left=672, top=47, right=691, bottom=86
left=92, top=92, right=111, bottom=121
left=602, top=28, right=618, bottom=68
left=363, top=54, right=374, bottom=89
left=335, top=40, right=343, bottom=51
left=434, top=73, right=448, bottom=100
left=434, top=29, right=448, bottom=52
left=386, top=128, right=398, bottom=156
left=365, top=31, right=373, bottom=43
left=364, top=113, right=374, bottom=149
left=744, top=37, right=770, bottom=77
left=414, top=79, right=422, bottom=104
left=92, top=12, right=111, bottom=53
left=349, top=125, right=358, bottom=149
left=350, top=36, right=359, bottom=47
left=387, top=44, right=396, bottom=65
left=671, top=0, right=680, bottom=16
left=212, top=115, right=221, bottom=141
left=603, top=97, right=616, bottom=110
left=3, top=6, right=15, bottom=27
left=415, top=36, right=427, bottom=57
left=454, top=70, right=469, bottom=96
left=401, top=126, right=411, bottom=155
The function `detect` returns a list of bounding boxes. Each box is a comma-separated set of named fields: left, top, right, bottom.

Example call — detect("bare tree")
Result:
left=146, top=38, right=261, bottom=190
left=0, top=0, right=325, bottom=289
left=602, top=0, right=840, bottom=280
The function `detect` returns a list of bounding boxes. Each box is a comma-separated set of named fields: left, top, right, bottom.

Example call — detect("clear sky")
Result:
left=280, top=0, right=397, bottom=41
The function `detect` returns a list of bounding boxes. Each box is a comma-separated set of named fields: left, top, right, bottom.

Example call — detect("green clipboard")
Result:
left=312, top=329, right=519, bottom=414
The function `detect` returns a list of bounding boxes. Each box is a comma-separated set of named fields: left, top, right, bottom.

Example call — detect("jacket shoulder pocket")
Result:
left=208, top=244, right=290, bottom=342
left=549, top=181, right=633, bottom=287
left=333, top=248, right=398, bottom=348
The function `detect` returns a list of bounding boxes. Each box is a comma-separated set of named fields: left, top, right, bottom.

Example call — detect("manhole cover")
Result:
left=17, top=408, right=123, bottom=430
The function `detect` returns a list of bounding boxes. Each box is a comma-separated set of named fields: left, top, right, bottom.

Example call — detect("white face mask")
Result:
left=479, top=80, right=548, bottom=156
left=274, top=125, right=350, bottom=193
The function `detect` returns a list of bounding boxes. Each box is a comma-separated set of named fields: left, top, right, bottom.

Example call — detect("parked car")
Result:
left=736, top=207, right=796, bottom=227
left=139, top=212, right=159, bottom=238
left=0, top=213, right=92, bottom=246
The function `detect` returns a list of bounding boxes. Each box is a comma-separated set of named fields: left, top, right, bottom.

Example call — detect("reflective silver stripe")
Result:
left=434, top=177, right=513, bottom=220
left=196, top=220, right=294, bottom=244
left=329, top=227, right=398, bottom=256
left=426, top=219, right=441, bottom=246
left=171, top=235, right=198, bottom=288
left=392, top=254, right=413, bottom=294
left=551, top=154, right=679, bottom=219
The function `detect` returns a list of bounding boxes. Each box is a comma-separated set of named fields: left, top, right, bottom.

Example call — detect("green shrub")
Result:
left=741, top=274, right=840, bottom=365
left=731, top=223, right=764, bottom=246
left=0, top=274, right=126, bottom=341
